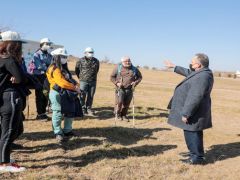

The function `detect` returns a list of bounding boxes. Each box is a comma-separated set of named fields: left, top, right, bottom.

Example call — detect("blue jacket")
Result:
left=32, top=49, right=52, bottom=75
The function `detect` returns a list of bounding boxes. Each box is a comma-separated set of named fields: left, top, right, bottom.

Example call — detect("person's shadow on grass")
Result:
left=28, top=144, right=177, bottom=169
left=205, top=141, right=240, bottom=164
left=82, top=106, right=169, bottom=120
left=20, top=126, right=171, bottom=146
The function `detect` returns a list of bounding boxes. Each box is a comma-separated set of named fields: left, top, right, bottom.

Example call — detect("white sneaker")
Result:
left=0, top=163, right=26, bottom=172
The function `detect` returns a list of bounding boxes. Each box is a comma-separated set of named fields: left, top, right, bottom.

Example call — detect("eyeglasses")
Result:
left=87, top=52, right=94, bottom=54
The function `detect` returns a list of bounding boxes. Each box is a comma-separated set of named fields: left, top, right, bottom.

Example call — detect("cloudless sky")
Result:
left=1, top=0, right=240, bottom=71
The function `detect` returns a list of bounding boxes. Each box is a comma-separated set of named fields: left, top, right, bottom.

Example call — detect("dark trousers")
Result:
left=0, top=91, right=23, bottom=163
left=184, top=130, right=204, bottom=162
left=80, top=81, right=96, bottom=110
left=115, top=88, right=133, bottom=116
left=34, top=74, right=48, bottom=115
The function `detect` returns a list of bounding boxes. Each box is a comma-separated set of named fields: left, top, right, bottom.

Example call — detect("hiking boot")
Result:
left=121, top=116, right=130, bottom=122
left=64, top=131, right=76, bottom=137
left=36, top=114, right=50, bottom=121
left=87, top=108, right=94, bottom=116
left=0, top=163, right=26, bottom=172
left=55, top=134, right=65, bottom=142
left=180, top=158, right=206, bottom=165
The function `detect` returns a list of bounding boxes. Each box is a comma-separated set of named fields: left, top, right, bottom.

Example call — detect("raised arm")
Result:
left=164, top=60, right=191, bottom=77
left=174, top=66, right=191, bottom=77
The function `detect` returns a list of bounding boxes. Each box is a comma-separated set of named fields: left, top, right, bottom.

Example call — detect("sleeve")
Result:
left=33, top=53, right=40, bottom=69
left=5, top=59, right=24, bottom=83
left=46, top=54, right=52, bottom=67
left=181, top=74, right=211, bottom=118
left=174, top=66, right=191, bottom=77
left=110, top=65, right=119, bottom=85
left=134, top=69, right=142, bottom=85
left=53, top=69, right=76, bottom=90
left=75, top=59, right=81, bottom=78
left=96, top=60, right=100, bottom=73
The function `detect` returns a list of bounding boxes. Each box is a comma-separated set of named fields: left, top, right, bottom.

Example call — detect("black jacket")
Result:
left=0, top=57, right=25, bottom=91
left=75, top=57, right=99, bottom=82
left=52, top=87, right=83, bottom=118
left=0, top=57, right=31, bottom=97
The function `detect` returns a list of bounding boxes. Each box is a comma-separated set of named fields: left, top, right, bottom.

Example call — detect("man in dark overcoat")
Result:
left=165, top=53, right=214, bottom=165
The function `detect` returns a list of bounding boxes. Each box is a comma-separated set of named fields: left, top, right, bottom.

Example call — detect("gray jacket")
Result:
left=168, top=66, right=214, bottom=131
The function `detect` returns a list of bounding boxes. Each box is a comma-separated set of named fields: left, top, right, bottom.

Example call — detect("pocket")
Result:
left=12, top=92, right=23, bottom=111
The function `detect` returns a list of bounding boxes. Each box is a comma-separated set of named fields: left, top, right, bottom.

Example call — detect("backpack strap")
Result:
left=131, top=65, right=137, bottom=77
left=117, top=63, right=122, bottom=76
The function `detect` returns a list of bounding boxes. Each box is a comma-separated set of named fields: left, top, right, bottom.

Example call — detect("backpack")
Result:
left=24, top=52, right=35, bottom=74
left=117, top=63, right=138, bottom=77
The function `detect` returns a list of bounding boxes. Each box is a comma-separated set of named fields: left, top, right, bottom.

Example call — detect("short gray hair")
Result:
left=195, top=53, right=209, bottom=67
left=121, top=56, right=131, bottom=62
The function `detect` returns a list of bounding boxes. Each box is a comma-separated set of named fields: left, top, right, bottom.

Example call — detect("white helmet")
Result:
left=40, top=37, right=52, bottom=44
left=51, top=48, right=68, bottom=56
left=0, top=31, right=26, bottom=43
left=84, top=47, right=94, bottom=53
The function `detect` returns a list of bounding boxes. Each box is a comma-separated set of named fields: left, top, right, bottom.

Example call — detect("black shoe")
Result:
left=121, top=116, right=130, bottom=122
left=64, top=131, right=76, bottom=137
left=36, top=114, right=50, bottom=121
left=180, top=158, right=206, bottom=165
left=12, top=143, right=24, bottom=150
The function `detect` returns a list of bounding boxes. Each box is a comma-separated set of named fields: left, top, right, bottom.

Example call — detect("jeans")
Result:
left=184, top=130, right=204, bottom=162
left=80, top=81, right=97, bottom=110
left=49, top=90, right=73, bottom=135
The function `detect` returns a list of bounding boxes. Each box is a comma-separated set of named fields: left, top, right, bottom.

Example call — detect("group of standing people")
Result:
left=0, top=30, right=215, bottom=173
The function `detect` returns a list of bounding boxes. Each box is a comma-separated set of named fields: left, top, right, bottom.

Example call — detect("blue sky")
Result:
left=1, top=0, right=240, bottom=71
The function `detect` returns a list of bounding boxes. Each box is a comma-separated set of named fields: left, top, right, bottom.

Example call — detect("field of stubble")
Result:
left=1, top=61, right=240, bottom=180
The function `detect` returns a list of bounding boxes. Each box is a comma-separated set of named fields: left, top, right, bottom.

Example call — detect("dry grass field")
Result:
left=1, top=61, right=240, bottom=180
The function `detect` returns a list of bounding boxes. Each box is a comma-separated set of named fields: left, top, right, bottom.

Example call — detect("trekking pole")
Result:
left=132, top=87, right=135, bottom=128
left=114, top=77, right=123, bottom=126
left=114, top=89, right=119, bottom=127
left=26, top=96, right=30, bottom=120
